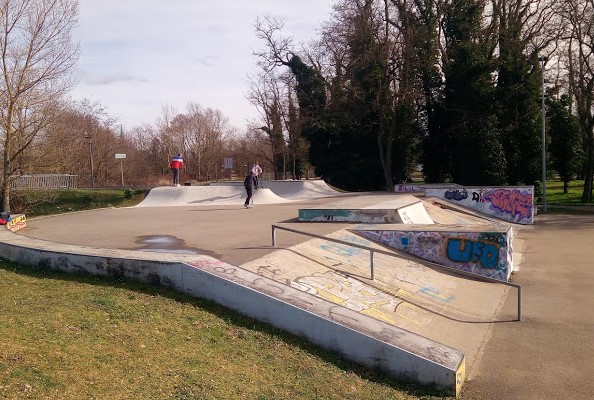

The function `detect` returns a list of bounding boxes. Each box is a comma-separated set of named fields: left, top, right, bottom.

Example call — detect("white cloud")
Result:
left=72, top=0, right=334, bottom=130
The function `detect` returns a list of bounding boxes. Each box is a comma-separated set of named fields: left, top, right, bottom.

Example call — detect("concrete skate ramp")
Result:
left=210, top=179, right=341, bottom=200
left=137, top=186, right=292, bottom=207
left=424, top=199, right=497, bottom=225
left=299, top=194, right=434, bottom=224
left=350, top=224, right=514, bottom=282
left=242, top=227, right=518, bottom=395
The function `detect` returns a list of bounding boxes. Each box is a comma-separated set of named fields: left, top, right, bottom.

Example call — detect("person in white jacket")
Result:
left=251, top=161, right=263, bottom=189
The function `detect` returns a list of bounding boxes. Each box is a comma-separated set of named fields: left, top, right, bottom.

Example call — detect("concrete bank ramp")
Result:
left=424, top=187, right=535, bottom=224
left=299, top=194, right=434, bottom=224
left=424, top=199, right=498, bottom=225
left=137, top=186, right=292, bottom=207
left=241, top=227, right=516, bottom=395
left=350, top=223, right=514, bottom=282
left=210, top=179, right=342, bottom=200
left=424, top=197, right=521, bottom=227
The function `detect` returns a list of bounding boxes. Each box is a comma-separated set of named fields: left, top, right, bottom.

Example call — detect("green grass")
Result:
left=539, top=180, right=594, bottom=214
left=11, top=188, right=148, bottom=218
left=544, top=180, right=589, bottom=205
left=0, top=261, right=451, bottom=400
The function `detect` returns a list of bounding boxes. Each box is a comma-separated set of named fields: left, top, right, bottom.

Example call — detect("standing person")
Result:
left=243, top=171, right=256, bottom=208
left=170, top=154, right=184, bottom=187
left=251, top=161, right=263, bottom=189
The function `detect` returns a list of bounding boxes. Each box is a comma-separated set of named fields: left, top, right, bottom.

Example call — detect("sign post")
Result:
left=115, top=154, right=126, bottom=186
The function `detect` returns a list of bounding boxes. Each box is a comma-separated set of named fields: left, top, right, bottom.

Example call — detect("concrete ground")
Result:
left=461, top=213, right=594, bottom=399
left=15, top=186, right=593, bottom=398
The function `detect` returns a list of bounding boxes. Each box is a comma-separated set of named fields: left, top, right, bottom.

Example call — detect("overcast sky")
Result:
left=71, top=1, right=334, bottom=131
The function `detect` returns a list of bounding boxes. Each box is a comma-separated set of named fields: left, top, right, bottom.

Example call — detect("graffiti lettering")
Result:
left=396, top=185, right=420, bottom=192
left=478, top=232, right=506, bottom=247
left=337, top=234, right=371, bottom=246
left=445, top=189, right=468, bottom=201
left=483, top=189, right=532, bottom=220
left=419, top=287, right=454, bottom=303
left=446, top=238, right=499, bottom=269
left=192, top=258, right=226, bottom=269
left=472, top=189, right=487, bottom=203
left=320, top=242, right=362, bottom=257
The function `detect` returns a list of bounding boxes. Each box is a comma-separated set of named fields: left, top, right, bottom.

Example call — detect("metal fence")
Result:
left=10, top=174, right=78, bottom=190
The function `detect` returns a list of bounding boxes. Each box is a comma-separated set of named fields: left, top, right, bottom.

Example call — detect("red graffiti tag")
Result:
left=484, top=189, right=532, bottom=219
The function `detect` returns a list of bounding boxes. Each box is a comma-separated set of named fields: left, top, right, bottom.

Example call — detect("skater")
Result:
left=251, top=161, right=263, bottom=189
left=170, top=154, right=184, bottom=186
left=243, top=171, right=256, bottom=208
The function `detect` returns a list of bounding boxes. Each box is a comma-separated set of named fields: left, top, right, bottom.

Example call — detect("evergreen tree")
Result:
left=410, top=0, right=448, bottom=183
left=548, top=94, right=584, bottom=193
left=284, top=55, right=332, bottom=180
left=338, top=0, right=391, bottom=190
left=495, top=13, right=543, bottom=185
left=441, top=0, right=506, bottom=185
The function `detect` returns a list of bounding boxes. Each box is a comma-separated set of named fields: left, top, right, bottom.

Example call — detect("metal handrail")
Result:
left=271, top=224, right=522, bottom=321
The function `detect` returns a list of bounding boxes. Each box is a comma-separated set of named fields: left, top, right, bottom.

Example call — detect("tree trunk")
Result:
left=582, top=132, right=594, bottom=203
left=378, top=131, right=394, bottom=191
left=1, top=182, right=9, bottom=213
left=563, top=180, right=569, bottom=194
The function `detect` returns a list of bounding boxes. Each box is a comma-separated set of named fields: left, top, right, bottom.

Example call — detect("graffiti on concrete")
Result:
left=445, top=189, right=468, bottom=201
left=353, top=229, right=513, bottom=281
left=426, top=186, right=534, bottom=224
left=232, top=231, right=460, bottom=326
left=299, top=209, right=386, bottom=223
left=483, top=188, right=532, bottom=221
left=446, top=238, right=499, bottom=269
left=394, top=184, right=426, bottom=192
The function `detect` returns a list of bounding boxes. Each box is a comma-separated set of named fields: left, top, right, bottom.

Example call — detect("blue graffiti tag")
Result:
left=320, top=242, right=361, bottom=257
left=446, top=238, right=499, bottom=269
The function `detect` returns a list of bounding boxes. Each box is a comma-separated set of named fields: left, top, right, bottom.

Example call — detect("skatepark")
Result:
left=1, top=180, right=593, bottom=398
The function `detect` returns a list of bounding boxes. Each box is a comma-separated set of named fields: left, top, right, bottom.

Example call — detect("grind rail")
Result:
left=271, top=224, right=522, bottom=321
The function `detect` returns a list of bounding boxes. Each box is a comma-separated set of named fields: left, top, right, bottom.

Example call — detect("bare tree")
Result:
left=185, top=104, right=232, bottom=181
left=246, top=70, right=289, bottom=179
left=0, top=0, right=79, bottom=211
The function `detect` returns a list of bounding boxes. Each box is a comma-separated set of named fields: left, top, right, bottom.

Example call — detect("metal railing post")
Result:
left=518, top=285, right=522, bottom=322
left=272, top=226, right=276, bottom=247
left=370, top=250, right=375, bottom=280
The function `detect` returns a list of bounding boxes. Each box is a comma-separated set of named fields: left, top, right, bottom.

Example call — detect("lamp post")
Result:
left=538, top=56, right=548, bottom=213
left=84, top=134, right=95, bottom=188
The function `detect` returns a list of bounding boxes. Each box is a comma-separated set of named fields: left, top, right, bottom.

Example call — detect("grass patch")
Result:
left=0, top=261, right=452, bottom=400
left=544, top=180, right=590, bottom=205
left=11, top=189, right=148, bottom=218
left=541, top=180, right=594, bottom=214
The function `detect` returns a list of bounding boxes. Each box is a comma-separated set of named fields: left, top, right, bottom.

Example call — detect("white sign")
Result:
left=115, top=153, right=127, bottom=159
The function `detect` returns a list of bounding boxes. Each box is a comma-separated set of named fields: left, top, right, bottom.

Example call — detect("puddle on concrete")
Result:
left=134, top=235, right=217, bottom=257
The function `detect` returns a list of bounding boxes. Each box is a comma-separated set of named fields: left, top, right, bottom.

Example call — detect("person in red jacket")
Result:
left=170, top=154, right=184, bottom=186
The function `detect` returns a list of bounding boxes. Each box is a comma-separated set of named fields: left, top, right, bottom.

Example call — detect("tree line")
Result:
left=1, top=0, right=594, bottom=213
left=250, top=0, right=594, bottom=203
